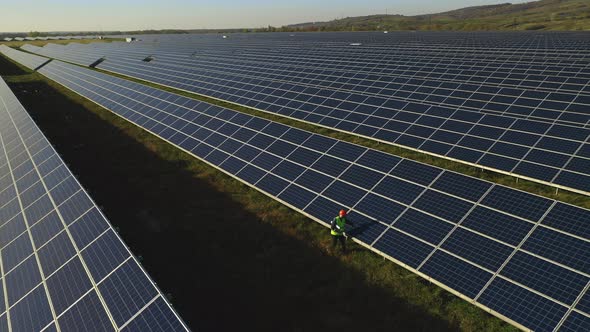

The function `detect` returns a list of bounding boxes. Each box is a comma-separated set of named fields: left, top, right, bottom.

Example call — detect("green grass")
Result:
left=287, top=0, right=590, bottom=31
left=0, top=53, right=522, bottom=331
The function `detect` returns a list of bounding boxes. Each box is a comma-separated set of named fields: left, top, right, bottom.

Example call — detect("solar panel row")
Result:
left=27, top=44, right=103, bottom=69
left=20, top=44, right=43, bottom=54
left=36, top=59, right=590, bottom=332
left=0, top=76, right=188, bottom=331
left=3, top=36, right=98, bottom=42
left=0, top=45, right=50, bottom=71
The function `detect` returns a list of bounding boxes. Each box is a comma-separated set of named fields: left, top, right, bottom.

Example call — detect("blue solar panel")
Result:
left=295, top=169, right=332, bottom=192
left=324, top=180, right=366, bottom=207
left=390, top=159, right=442, bottom=186
left=430, top=172, right=493, bottom=202
left=121, top=296, right=188, bottom=332
left=542, top=202, right=590, bottom=239
left=58, top=291, right=114, bottom=331
left=478, top=154, right=519, bottom=172
left=340, top=165, right=383, bottom=189
left=47, top=257, right=93, bottom=315
left=257, top=174, right=289, bottom=195
left=419, top=251, right=492, bottom=299
left=355, top=149, right=401, bottom=173
left=0, top=76, right=188, bottom=330
left=372, top=175, right=424, bottom=205
left=559, top=312, right=590, bottom=332
left=394, top=209, right=454, bottom=245
left=354, top=193, right=405, bottom=223
left=478, top=278, right=568, bottom=332
left=555, top=171, right=590, bottom=194
left=489, top=142, right=529, bottom=159
left=413, top=190, right=473, bottom=223
left=441, top=228, right=512, bottom=271
left=480, top=186, right=553, bottom=222
left=501, top=251, right=588, bottom=305
left=0, top=45, right=50, bottom=71
left=522, top=227, right=590, bottom=275
left=10, top=285, right=54, bottom=331
left=99, top=260, right=159, bottom=326
left=278, top=184, right=317, bottom=209
left=514, top=162, right=560, bottom=182
left=372, top=228, right=434, bottom=268
left=566, top=157, right=590, bottom=174
left=461, top=206, right=533, bottom=246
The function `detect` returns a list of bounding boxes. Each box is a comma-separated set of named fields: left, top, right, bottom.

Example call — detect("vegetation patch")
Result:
left=284, top=0, right=590, bottom=31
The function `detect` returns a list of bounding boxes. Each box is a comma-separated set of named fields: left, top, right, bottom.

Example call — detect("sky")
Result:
left=1, top=0, right=534, bottom=32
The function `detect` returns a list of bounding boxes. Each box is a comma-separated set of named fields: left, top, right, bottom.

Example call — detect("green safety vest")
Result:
left=331, top=216, right=346, bottom=236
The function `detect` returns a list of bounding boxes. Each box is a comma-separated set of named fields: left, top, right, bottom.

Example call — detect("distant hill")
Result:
left=286, top=0, right=590, bottom=31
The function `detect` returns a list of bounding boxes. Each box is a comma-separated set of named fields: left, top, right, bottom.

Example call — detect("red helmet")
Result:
left=339, top=209, right=347, bottom=217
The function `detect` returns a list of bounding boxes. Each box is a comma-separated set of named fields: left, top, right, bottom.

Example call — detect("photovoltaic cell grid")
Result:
left=0, top=76, right=188, bottom=331
left=94, top=56, right=590, bottom=195
left=29, top=43, right=106, bottom=69
left=20, top=44, right=43, bottom=54
left=37, top=59, right=590, bottom=332
left=0, top=45, right=50, bottom=71
left=22, top=37, right=590, bottom=195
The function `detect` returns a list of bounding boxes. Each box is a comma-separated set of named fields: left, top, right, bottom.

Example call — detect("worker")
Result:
left=331, top=209, right=351, bottom=253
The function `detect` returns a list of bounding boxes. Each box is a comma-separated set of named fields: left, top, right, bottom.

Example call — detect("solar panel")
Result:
left=25, top=38, right=590, bottom=195
left=35, top=59, right=590, bottom=331
left=20, top=44, right=43, bottom=54
left=26, top=44, right=102, bottom=68
left=0, top=45, right=50, bottom=71
left=0, top=76, right=188, bottom=331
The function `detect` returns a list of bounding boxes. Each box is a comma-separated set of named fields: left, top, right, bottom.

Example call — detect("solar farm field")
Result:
left=1, top=31, right=590, bottom=331
left=22, top=32, right=590, bottom=194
